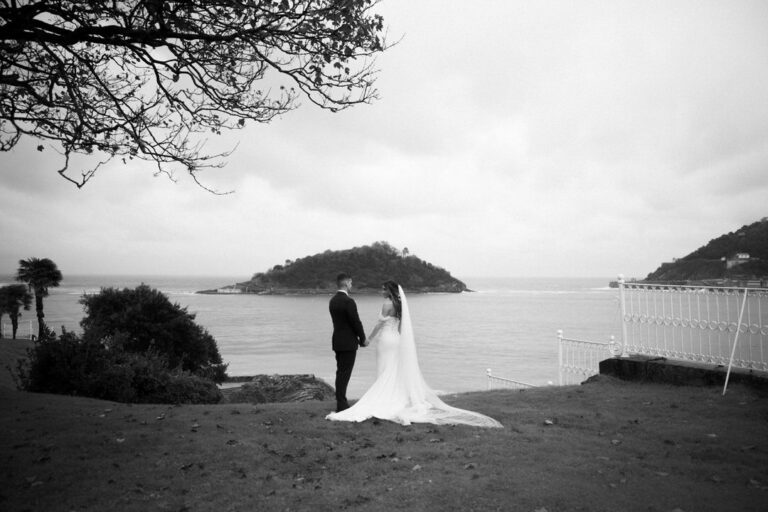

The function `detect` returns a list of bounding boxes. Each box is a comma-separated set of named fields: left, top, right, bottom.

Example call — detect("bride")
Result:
left=326, top=281, right=502, bottom=428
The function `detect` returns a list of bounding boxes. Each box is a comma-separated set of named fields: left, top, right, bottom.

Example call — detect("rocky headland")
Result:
left=642, top=218, right=768, bottom=286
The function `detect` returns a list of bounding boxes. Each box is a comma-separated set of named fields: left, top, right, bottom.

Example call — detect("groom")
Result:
left=329, top=273, right=367, bottom=412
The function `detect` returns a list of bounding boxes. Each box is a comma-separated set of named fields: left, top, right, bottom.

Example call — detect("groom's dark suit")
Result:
left=329, top=290, right=366, bottom=411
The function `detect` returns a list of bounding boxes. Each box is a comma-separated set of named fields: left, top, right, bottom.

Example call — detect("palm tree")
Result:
left=0, top=284, right=33, bottom=339
left=16, top=258, right=63, bottom=339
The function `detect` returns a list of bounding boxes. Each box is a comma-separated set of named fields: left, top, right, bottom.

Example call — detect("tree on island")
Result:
left=16, top=257, right=62, bottom=339
left=0, top=284, right=32, bottom=339
left=0, top=0, right=388, bottom=191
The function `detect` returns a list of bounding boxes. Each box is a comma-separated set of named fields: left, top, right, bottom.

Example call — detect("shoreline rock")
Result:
left=220, top=374, right=335, bottom=404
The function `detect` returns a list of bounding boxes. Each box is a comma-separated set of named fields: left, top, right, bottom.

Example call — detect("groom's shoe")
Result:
left=336, top=401, right=349, bottom=413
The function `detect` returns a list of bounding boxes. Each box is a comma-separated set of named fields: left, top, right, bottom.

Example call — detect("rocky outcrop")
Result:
left=221, top=374, right=335, bottom=404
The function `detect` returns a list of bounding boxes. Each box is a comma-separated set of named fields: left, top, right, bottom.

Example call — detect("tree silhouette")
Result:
left=0, top=284, right=32, bottom=339
left=80, top=284, right=227, bottom=382
left=0, top=0, right=388, bottom=191
left=16, top=257, right=63, bottom=339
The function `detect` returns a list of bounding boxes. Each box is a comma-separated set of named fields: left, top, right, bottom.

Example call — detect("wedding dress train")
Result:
left=326, top=286, right=502, bottom=428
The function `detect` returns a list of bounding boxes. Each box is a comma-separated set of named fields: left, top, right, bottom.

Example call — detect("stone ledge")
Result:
left=599, top=355, right=768, bottom=390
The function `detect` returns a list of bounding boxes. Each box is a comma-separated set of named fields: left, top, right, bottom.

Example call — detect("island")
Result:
left=641, top=217, right=768, bottom=287
left=198, top=241, right=469, bottom=294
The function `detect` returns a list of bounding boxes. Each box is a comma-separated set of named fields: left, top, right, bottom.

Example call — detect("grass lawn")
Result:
left=1, top=340, right=767, bottom=511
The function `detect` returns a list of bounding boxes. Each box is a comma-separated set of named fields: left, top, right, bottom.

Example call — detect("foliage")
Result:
left=15, top=257, right=63, bottom=297
left=242, top=241, right=468, bottom=292
left=0, top=283, right=32, bottom=339
left=0, top=0, right=388, bottom=190
left=683, top=219, right=768, bottom=261
left=16, top=330, right=222, bottom=404
left=645, top=218, right=768, bottom=281
left=15, top=257, right=63, bottom=339
left=80, top=284, right=227, bottom=382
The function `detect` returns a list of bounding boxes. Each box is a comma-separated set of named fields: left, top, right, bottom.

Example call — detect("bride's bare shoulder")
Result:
left=381, top=299, right=395, bottom=317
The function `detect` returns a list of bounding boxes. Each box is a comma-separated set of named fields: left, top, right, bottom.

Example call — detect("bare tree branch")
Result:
left=0, top=0, right=389, bottom=191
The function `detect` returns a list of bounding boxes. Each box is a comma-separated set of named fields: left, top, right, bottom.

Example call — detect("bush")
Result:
left=80, top=284, right=227, bottom=382
left=16, top=331, right=113, bottom=397
left=16, top=331, right=222, bottom=404
left=143, top=373, right=223, bottom=405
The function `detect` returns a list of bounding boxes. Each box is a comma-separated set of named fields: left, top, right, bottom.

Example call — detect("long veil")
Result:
left=394, top=286, right=503, bottom=428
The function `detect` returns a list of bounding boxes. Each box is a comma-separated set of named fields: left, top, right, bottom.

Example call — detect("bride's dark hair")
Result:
left=382, top=280, right=402, bottom=319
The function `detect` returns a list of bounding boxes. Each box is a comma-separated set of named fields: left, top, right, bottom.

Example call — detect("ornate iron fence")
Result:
left=0, top=321, right=35, bottom=340
left=557, top=330, right=620, bottom=385
left=487, top=277, right=768, bottom=389
left=618, top=277, right=768, bottom=372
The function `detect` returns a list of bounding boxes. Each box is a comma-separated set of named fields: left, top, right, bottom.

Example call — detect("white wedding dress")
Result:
left=326, top=286, right=502, bottom=428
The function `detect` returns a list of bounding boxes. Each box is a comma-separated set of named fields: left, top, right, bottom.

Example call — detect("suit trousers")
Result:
left=334, top=350, right=357, bottom=411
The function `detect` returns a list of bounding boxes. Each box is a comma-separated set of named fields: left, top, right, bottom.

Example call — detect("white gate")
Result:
left=557, top=330, right=620, bottom=385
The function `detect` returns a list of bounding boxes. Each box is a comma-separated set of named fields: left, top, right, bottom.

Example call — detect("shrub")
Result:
left=80, top=284, right=227, bottom=382
left=16, top=331, right=222, bottom=404
left=143, top=373, right=223, bottom=405
left=16, top=331, right=114, bottom=397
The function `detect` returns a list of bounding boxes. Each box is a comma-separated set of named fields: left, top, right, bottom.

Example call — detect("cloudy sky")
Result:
left=2, top=0, right=767, bottom=280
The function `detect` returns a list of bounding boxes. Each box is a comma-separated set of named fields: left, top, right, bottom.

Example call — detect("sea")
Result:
left=0, top=275, right=622, bottom=398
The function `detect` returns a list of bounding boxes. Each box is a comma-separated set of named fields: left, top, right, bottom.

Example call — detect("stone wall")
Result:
left=598, top=355, right=768, bottom=391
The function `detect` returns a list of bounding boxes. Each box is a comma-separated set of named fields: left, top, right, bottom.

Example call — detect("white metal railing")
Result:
left=491, top=331, right=619, bottom=388
left=618, top=276, right=768, bottom=372
left=0, top=320, right=35, bottom=340
left=486, top=368, right=537, bottom=390
left=486, top=276, right=768, bottom=389
left=558, top=330, right=621, bottom=385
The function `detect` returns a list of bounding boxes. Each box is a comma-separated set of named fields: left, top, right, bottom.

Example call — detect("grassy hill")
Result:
left=2, top=376, right=767, bottom=511
left=213, top=242, right=467, bottom=294
left=645, top=218, right=768, bottom=282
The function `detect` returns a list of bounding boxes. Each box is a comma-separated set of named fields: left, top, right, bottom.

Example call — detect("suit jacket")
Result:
left=329, top=291, right=366, bottom=352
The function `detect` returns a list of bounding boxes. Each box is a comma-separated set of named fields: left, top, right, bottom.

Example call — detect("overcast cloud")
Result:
left=2, top=0, right=767, bottom=280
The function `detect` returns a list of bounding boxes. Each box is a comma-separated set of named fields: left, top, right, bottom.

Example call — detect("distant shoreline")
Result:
left=196, top=287, right=475, bottom=295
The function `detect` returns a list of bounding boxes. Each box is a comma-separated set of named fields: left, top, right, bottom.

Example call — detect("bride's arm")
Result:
left=367, top=322, right=383, bottom=342
left=366, top=301, right=395, bottom=342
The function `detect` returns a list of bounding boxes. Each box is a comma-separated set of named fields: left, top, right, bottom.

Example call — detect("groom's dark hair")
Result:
left=336, top=273, right=351, bottom=287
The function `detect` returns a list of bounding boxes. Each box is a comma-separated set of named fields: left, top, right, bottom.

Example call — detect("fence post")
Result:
left=557, top=329, right=564, bottom=386
left=486, top=368, right=492, bottom=390
left=617, top=274, right=629, bottom=357
left=723, top=288, right=749, bottom=396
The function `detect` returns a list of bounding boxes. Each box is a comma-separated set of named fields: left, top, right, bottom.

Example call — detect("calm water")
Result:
left=0, top=275, right=621, bottom=398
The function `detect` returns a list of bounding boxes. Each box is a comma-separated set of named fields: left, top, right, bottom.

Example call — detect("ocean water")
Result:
left=0, top=275, right=621, bottom=398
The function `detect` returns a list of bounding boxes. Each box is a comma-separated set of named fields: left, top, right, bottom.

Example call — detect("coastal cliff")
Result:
left=643, top=218, right=768, bottom=284
left=199, top=242, right=468, bottom=294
